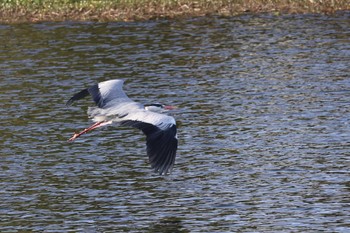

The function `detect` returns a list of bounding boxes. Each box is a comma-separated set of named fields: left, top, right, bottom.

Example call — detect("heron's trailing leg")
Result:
left=68, top=121, right=112, bottom=142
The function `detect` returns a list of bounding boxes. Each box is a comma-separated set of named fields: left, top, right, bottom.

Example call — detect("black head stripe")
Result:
left=144, top=103, right=163, bottom=108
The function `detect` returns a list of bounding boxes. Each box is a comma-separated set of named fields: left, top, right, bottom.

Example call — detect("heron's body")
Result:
left=66, top=79, right=177, bottom=175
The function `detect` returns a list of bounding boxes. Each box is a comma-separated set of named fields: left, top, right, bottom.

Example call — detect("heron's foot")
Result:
left=68, top=132, right=81, bottom=142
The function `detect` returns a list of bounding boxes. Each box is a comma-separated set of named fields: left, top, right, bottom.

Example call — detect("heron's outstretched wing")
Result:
left=66, top=79, right=130, bottom=108
left=121, top=120, right=178, bottom=175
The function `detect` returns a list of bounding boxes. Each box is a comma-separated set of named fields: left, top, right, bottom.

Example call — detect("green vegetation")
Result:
left=1, top=0, right=349, bottom=23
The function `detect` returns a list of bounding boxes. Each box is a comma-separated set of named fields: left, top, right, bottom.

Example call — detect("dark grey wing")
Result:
left=121, top=120, right=178, bottom=175
left=66, top=89, right=89, bottom=106
left=66, top=79, right=129, bottom=108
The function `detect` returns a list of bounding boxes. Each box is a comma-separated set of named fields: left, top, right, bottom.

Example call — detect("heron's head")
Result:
left=144, top=103, right=176, bottom=113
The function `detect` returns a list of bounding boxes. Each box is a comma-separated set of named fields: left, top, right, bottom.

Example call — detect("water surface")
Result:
left=0, top=13, right=349, bottom=232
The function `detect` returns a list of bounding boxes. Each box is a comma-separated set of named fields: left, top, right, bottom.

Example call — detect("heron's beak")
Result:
left=164, top=105, right=177, bottom=110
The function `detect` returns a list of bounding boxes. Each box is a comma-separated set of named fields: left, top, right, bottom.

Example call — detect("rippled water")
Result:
left=1, top=13, right=349, bottom=232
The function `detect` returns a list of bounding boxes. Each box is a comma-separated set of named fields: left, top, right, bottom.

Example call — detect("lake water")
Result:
left=0, top=13, right=349, bottom=232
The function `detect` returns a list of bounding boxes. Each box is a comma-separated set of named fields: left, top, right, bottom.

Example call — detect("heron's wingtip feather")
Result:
left=66, top=89, right=90, bottom=106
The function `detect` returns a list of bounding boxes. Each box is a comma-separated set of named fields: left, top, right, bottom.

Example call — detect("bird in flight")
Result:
left=66, top=79, right=178, bottom=175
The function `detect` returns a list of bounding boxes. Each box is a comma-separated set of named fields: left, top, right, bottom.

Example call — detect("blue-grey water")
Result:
left=0, top=13, right=349, bottom=232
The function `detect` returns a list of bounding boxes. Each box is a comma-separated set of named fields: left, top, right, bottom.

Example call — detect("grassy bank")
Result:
left=1, top=0, right=349, bottom=23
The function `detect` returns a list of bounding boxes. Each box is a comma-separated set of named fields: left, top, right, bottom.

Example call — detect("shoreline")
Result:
left=1, top=0, right=349, bottom=24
